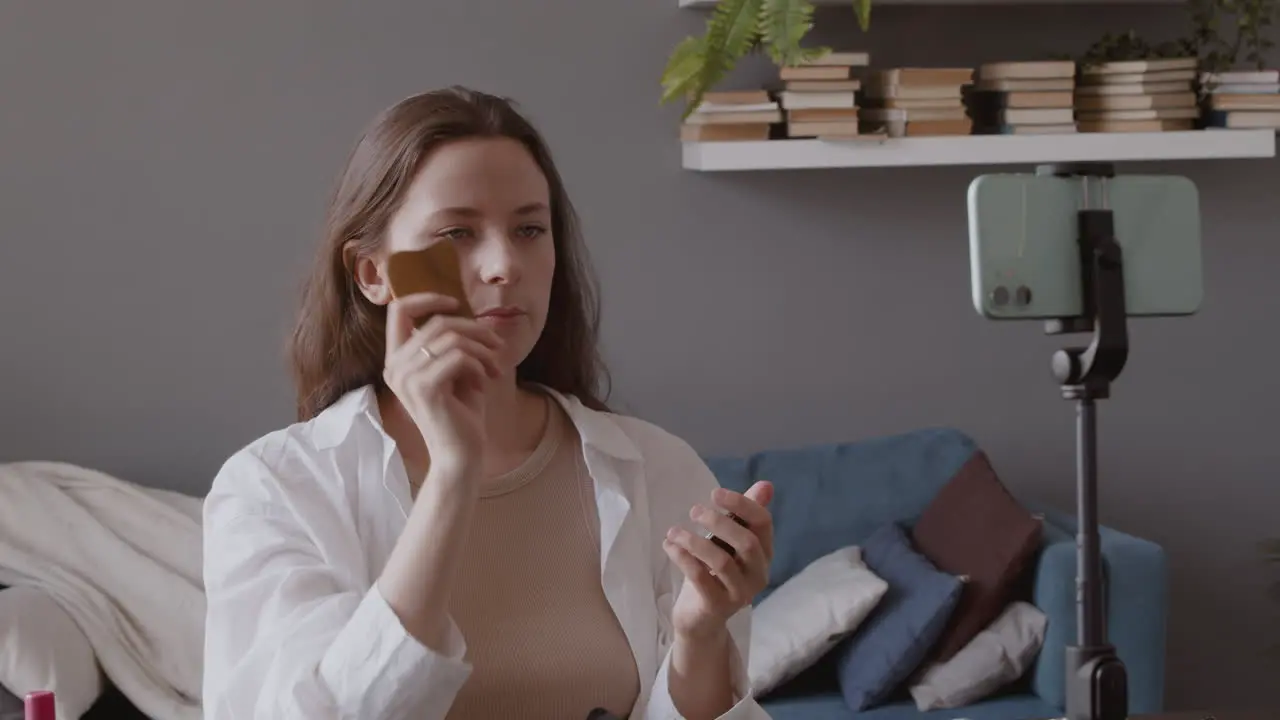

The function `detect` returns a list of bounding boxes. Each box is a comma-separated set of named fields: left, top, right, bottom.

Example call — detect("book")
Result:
left=1073, top=57, right=1199, bottom=133
left=860, top=118, right=973, bottom=137
left=774, top=50, right=870, bottom=138
left=975, top=123, right=1078, bottom=135
left=974, top=78, right=1074, bottom=92
left=778, top=90, right=857, bottom=109
left=779, top=65, right=854, bottom=81
left=680, top=124, right=771, bottom=141
left=862, top=67, right=975, bottom=86
left=1206, top=93, right=1280, bottom=111
left=1078, top=69, right=1196, bottom=85
left=787, top=120, right=860, bottom=138
left=965, top=90, right=1074, bottom=109
left=1074, top=92, right=1197, bottom=111
left=861, top=107, right=968, bottom=123
left=1203, top=109, right=1280, bottom=129
left=974, top=60, right=1076, bottom=80
left=684, top=109, right=782, bottom=125
left=1200, top=69, right=1280, bottom=86
left=786, top=108, right=860, bottom=122
left=784, top=79, right=861, bottom=92
left=969, top=60, right=1076, bottom=134
left=695, top=90, right=771, bottom=105
left=682, top=92, right=781, bottom=141
left=1197, top=67, right=1280, bottom=129
left=1079, top=57, right=1198, bottom=76
left=1077, top=118, right=1194, bottom=132
left=858, top=66, right=974, bottom=135
left=1076, top=107, right=1201, bottom=122
left=801, top=51, right=871, bottom=67
left=1074, top=81, right=1192, bottom=96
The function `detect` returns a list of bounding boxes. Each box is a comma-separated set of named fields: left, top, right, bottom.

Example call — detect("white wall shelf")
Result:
left=679, top=0, right=1180, bottom=6
left=680, top=130, right=1276, bottom=171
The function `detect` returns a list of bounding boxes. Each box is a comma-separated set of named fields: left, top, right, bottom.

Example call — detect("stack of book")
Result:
left=775, top=51, right=869, bottom=139
left=1200, top=69, right=1280, bottom=130
left=857, top=67, right=975, bottom=137
left=679, top=90, right=782, bottom=142
left=965, top=60, right=1077, bottom=134
left=1074, top=57, right=1200, bottom=132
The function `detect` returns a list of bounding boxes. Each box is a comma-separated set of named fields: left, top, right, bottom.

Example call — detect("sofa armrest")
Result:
left=1026, top=507, right=1168, bottom=715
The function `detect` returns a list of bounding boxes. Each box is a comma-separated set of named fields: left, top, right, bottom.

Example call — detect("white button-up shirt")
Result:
left=201, top=384, right=768, bottom=720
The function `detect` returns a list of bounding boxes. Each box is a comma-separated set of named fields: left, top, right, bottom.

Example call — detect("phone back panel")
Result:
left=967, top=173, right=1203, bottom=320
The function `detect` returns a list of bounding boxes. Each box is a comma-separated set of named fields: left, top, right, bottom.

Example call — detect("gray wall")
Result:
left=2, top=0, right=1276, bottom=712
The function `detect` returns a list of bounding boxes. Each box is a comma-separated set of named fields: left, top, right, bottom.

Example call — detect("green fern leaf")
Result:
left=759, top=0, right=818, bottom=66
left=688, top=0, right=765, bottom=115
left=854, top=0, right=872, bottom=30
left=715, top=0, right=765, bottom=60
left=660, top=35, right=707, bottom=107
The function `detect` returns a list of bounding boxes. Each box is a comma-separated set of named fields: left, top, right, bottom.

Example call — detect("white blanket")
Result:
left=0, top=461, right=204, bottom=720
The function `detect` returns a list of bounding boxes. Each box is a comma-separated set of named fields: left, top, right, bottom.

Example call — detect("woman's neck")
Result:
left=376, top=374, right=549, bottom=486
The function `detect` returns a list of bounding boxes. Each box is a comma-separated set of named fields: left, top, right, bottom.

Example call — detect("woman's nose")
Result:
left=476, top=234, right=521, bottom=286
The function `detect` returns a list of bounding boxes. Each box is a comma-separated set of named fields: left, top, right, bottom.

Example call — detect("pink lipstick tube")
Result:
left=24, top=691, right=55, bottom=720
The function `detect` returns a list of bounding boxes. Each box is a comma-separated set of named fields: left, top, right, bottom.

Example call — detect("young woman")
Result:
left=200, top=86, right=775, bottom=720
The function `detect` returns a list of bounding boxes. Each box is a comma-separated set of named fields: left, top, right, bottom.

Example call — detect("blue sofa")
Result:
left=703, top=426, right=1168, bottom=720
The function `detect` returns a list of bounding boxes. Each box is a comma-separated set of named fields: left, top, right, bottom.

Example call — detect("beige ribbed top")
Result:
left=446, top=396, right=641, bottom=720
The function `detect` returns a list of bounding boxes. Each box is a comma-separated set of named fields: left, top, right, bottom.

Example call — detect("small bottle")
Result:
left=24, top=691, right=55, bottom=720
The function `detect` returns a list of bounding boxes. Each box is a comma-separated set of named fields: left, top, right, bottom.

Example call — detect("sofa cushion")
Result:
left=749, top=546, right=888, bottom=696
left=909, top=450, right=1043, bottom=661
left=704, top=427, right=978, bottom=594
left=908, top=600, right=1048, bottom=710
left=833, top=523, right=963, bottom=712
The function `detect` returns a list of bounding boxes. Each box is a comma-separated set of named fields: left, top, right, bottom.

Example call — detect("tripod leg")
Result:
left=1064, top=393, right=1128, bottom=720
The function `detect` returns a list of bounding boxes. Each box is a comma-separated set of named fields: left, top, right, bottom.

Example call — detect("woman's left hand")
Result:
left=665, top=480, right=775, bottom=641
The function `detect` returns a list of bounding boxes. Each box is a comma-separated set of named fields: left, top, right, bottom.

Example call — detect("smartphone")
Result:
left=967, top=172, right=1203, bottom=320
left=385, top=242, right=474, bottom=322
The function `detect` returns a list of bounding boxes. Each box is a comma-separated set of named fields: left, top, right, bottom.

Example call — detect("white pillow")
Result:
left=749, top=546, right=888, bottom=696
left=0, top=586, right=103, bottom=720
left=909, top=600, right=1048, bottom=711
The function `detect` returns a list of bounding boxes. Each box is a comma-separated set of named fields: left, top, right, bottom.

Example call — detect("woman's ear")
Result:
left=346, top=242, right=392, bottom=306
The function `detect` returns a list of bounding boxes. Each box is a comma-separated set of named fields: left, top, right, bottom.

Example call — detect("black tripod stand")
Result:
left=1036, top=162, right=1130, bottom=720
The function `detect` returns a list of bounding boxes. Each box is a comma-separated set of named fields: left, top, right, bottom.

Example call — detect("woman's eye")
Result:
left=516, top=224, right=547, bottom=239
left=438, top=227, right=472, bottom=240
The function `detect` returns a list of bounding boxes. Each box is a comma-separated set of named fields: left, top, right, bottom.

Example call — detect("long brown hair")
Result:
left=289, top=86, right=610, bottom=421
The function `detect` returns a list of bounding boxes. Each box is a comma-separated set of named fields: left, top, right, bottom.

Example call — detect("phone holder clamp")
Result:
left=1034, top=162, right=1130, bottom=720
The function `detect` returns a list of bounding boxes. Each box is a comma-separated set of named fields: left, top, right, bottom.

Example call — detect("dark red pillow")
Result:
left=910, top=450, right=1043, bottom=662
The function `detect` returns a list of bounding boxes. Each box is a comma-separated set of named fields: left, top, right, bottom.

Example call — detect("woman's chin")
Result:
left=493, top=354, right=527, bottom=380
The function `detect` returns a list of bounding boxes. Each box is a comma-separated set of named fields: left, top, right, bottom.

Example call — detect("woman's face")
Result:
left=367, top=136, right=556, bottom=372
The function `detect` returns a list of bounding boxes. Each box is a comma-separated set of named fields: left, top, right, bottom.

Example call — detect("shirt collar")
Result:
left=308, top=383, right=641, bottom=463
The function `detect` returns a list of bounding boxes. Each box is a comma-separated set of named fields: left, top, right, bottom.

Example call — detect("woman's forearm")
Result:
left=377, top=463, right=478, bottom=654
left=667, top=628, right=736, bottom=720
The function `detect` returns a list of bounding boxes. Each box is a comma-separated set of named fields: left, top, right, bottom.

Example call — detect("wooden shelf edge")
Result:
left=680, top=130, right=1277, bottom=171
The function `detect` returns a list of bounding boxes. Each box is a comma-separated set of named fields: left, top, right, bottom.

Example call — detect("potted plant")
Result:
left=659, top=0, right=873, bottom=119
left=1072, top=0, right=1277, bottom=71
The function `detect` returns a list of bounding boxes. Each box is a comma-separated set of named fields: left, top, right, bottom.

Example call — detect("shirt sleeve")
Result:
left=635, top=434, right=772, bottom=720
left=201, top=452, right=472, bottom=720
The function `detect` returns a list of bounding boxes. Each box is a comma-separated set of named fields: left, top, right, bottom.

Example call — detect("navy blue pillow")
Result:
left=833, top=522, right=964, bottom=711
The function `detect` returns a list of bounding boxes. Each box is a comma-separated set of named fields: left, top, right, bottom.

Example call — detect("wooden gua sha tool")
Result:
left=385, top=242, right=474, bottom=325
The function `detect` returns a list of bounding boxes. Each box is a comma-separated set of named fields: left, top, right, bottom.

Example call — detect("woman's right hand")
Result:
left=383, top=293, right=504, bottom=475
